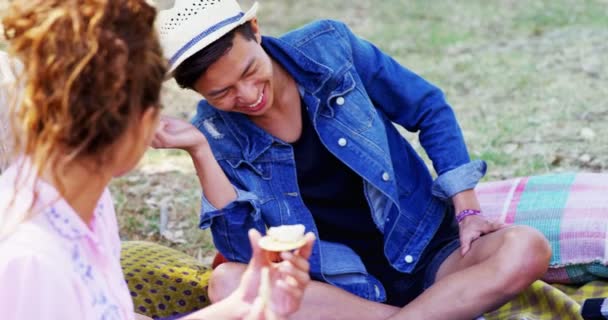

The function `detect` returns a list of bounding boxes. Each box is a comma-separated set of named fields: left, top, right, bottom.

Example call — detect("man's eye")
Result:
left=213, top=90, right=229, bottom=99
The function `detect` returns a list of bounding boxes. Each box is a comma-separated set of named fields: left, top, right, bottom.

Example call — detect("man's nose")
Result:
left=235, top=82, right=259, bottom=105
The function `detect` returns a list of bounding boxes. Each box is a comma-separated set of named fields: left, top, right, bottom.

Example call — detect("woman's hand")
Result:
left=237, top=229, right=315, bottom=320
left=179, top=230, right=315, bottom=320
left=151, top=115, right=208, bottom=155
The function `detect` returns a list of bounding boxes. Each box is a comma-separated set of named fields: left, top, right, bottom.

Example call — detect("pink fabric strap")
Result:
left=456, top=209, right=481, bottom=223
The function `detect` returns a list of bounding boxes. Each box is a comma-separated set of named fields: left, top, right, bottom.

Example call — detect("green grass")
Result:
left=121, top=0, right=607, bottom=257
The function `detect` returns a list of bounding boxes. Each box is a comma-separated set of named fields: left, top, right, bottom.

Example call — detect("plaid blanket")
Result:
left=476, top=173, right=608, bottom=284
left=484, top=280, right=608, bottom=320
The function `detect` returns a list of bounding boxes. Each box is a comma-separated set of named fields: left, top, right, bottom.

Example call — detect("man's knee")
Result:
left=496, top=226, right=551, bottom=294
left=208, top=262, right=247, bottom=303
left=504, top=225, right=551, bottom=270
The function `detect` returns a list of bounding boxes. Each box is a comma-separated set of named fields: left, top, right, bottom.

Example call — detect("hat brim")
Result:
left=166, top=2, right=259, bottom=77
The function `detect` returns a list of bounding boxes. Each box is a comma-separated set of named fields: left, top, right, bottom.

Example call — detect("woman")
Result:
left=0, top=1, right=313, bottom=319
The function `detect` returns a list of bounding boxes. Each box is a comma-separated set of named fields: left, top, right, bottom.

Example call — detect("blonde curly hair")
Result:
left=1, top=0, right=167, bottom=232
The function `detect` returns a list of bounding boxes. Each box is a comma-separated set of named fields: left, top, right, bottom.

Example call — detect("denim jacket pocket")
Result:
left=323, top=71, right=375, bottom=133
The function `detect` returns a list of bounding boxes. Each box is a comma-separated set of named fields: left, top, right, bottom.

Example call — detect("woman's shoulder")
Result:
left=0, top=162, right=86, bottom=264
left=0, top=221, right=72, bottom=272
left=0, top=164, right=36, bottom=233
left=0, top=232, right=85, bottom=319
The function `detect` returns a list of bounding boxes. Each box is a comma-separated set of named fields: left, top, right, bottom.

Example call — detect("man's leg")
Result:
left=208, top=262, right=400, bottom=320
left=387, top=225, right=551, bottom=320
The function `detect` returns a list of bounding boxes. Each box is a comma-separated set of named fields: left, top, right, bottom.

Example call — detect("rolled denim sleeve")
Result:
left=431, top=160, right=487, bottom=200
left=198, top=188, right=265, bottom=263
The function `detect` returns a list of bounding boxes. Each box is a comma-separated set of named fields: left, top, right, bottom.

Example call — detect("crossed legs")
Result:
left=208, top=225, right=550, bottom=320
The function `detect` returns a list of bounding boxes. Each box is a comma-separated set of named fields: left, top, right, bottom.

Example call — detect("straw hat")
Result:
left=157, top=0, right=258, bottom=74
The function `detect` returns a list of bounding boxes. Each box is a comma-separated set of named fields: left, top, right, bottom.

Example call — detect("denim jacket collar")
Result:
left=261, top=36, right=333, bottom=94
left=217, top=35, right=334, bottom=162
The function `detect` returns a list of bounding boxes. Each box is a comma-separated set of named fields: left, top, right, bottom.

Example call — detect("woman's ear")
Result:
left=138, top=106, right=160, bottom=143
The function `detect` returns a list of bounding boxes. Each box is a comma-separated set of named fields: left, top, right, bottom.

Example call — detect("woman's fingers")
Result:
left=276, top=278, right=305, bottom=301
left=277, top=260, right=310, bottom=287
left=295, top=232, right=315, bottom=259
left=248, top=229, right=266, bottom=269
left=280, top=251, right=310, bottom=273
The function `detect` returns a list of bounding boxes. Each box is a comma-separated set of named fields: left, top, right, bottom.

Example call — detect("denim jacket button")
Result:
left=404, top=255, right=414, bottom=263
left=381, top=172, right=390, bottom=181
left=336, top=96, right=345, bottom=106
left=338, top=138, right=347, bottom=147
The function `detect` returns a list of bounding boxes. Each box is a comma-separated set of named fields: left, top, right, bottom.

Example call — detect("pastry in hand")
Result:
left=259, top=224, right=307, bottom=252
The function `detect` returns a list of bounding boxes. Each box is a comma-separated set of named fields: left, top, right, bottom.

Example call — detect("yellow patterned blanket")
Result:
left=485, top=280, right=608, bottom=320
left=122, top=241, right=608, bottom=320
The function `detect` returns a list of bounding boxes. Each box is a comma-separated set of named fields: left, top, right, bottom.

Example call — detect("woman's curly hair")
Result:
left=0, top=0, right=167, bottom=235
left=2, top=0, right=166, bottom=175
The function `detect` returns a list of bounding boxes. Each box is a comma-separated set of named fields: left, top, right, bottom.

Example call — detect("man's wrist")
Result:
left=187, top=142, right=211, bottom=160
left=456, top=209, right=481, bottom=223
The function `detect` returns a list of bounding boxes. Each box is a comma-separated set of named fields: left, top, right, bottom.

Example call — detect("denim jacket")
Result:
left=192, top=20, right=487, bottom=302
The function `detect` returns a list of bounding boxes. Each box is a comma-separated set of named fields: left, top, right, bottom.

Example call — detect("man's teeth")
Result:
left=248, top=93, right=264, bottom=108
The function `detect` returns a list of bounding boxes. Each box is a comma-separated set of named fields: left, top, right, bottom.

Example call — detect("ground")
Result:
left=1, top=0, right=607, bottom=262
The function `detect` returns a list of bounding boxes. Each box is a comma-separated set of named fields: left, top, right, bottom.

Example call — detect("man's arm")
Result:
left=335, top=21, right=469, bottom=174
left=152, top=115, right=237, bottom=208
left=151, top=115, right=265, bottom=262
left=335, top=21, right=487, bottom=200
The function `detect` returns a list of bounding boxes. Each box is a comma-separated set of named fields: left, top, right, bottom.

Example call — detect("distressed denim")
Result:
left=193, top=20, right=486, bottom=302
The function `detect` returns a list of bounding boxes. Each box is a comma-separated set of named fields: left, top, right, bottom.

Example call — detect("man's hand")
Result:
left=458, top=214, right=504, bottom=256
left=452, top=189, right=504, bottom=255
left=151, top=115, right=208, bottom=155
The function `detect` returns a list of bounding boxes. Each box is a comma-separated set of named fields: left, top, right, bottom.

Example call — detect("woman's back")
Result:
left=0, top=162, right=134, bottom=319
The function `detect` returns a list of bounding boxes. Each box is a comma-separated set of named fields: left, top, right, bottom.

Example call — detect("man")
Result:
left=153, top=1, right=551, bottom=319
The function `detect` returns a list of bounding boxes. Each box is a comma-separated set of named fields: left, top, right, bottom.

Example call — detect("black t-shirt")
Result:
left=291, top=105, right=380, bottom=247
left=292, top=105, right=409, bottom=302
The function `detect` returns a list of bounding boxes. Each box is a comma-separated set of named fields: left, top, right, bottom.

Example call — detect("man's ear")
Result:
left=250, top=18, right=262, bottom=43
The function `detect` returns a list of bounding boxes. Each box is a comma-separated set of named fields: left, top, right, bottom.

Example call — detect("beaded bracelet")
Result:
left=456, top=209, right=481, bottom=223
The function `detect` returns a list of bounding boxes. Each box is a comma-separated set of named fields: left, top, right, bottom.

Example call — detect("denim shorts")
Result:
left=366, top=209, right=461, bottom=306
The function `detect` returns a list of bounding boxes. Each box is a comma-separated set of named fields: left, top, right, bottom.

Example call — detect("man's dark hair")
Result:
left=174, top=21, right=256, bottom=90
